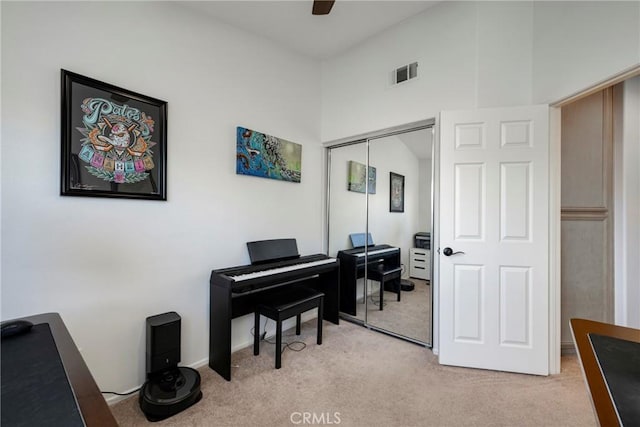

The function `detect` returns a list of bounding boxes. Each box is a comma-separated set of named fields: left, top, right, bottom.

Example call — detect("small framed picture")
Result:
left=390, top=172, right=405, bottom=212
left=60, top=70, right=167, bottom=200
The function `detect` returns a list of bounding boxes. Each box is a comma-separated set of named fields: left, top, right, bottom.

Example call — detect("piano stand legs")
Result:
left=276, top=321, right=283, bottom=369
left=253, top=312, right=260, bottom=357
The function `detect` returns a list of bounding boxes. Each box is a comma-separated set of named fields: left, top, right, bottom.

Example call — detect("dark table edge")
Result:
left=570, top=318, right=640, bottom=427
left=14, top=312, right=118, bottom=427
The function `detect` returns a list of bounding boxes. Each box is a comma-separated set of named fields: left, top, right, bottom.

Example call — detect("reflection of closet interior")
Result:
left=326, top=124, right=433, bottom=345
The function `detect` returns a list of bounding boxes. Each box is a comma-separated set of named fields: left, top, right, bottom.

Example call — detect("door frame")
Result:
left=548, top=64, right=640, bottom=374
left=549, top=106, right=561, bottom=374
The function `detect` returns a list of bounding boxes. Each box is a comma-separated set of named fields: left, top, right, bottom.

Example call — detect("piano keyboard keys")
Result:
left=229, top=258, right=337, bottom=281
left=355, top=247, right=399, bottom=257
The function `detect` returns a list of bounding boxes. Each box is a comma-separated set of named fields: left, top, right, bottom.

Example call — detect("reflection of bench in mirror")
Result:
left=338, top=234, right=401, bottom=316
left=570, top=318, right=640, bottom=426
left=367, top=263, right=402, bottom=310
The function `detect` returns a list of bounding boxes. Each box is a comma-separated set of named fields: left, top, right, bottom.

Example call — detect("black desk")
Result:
left=571, top=318, right=640, bottom=426
left=337, top=245, right=401, bottom=316
left=1, top=312, right=117, bottom=426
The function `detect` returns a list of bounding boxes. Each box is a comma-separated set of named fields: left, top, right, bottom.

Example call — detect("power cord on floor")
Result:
left=250, top=317, right=269, bottom=341
left=369, top=296, right=387, bottom=308
left=259, top=319, right=307, bottom=354
left=101, top=388, right=141, bottom=396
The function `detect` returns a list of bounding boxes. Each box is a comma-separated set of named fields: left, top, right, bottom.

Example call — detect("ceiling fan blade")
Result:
left=312, top=0, right=335, bottom=15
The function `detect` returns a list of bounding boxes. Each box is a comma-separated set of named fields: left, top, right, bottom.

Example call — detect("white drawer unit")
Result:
left=409, top=248, right=430, bottom=280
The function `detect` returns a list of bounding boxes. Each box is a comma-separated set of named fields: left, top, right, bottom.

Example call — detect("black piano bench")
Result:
left=368, top=264, right=403, bottom=310
left=254, top=287, right=324, bottom=370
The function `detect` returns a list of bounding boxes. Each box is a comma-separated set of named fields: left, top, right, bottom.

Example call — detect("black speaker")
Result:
left=146, top=312, right=181, bottom=376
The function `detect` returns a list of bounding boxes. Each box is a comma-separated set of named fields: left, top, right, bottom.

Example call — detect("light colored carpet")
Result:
left=111, top=321, right=595, bottom=427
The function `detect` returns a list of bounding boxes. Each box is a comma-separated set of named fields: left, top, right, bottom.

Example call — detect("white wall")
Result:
left=322, top=1, right=640, bottom=141
left=418, top=158, right=432, bottom=233
left=532, top=1, right=640, bottom=104
left=1, top=2, right=322, bottom=395
left=368, top=135, right=421, bottom=273
left=477, top=1, right=534, bottom=107
left=321, top=1, right=535, bottom=142
left=327, top=144, right=367, bottom=257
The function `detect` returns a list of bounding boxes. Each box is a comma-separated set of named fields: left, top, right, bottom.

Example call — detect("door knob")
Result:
left=442, top=247, right=465, bottom=256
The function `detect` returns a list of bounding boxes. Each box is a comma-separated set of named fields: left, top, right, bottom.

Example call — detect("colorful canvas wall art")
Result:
left=236, top=127, right=302, bottom=183
left=347, top=160, right=376, bottom=194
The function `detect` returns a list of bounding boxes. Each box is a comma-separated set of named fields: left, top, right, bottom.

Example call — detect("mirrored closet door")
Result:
left=327, top=125, right=433, bottom=345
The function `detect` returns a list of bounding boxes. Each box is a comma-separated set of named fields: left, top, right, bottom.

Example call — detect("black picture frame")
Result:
left=390, top=172, right=405, bottom=212
left=61, top=70, right=167, bottom=200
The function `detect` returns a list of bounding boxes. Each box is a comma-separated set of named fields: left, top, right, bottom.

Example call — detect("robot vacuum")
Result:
left=400, top=279, right=415, bottom=291
left=139, top=367, right=202, bottom=422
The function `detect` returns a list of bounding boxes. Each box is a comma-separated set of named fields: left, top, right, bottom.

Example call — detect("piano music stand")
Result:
left=349, top=233, right=374, bottom=248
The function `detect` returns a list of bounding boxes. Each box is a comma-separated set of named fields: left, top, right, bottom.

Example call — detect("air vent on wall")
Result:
left=392, top=62, right=418, bottom=85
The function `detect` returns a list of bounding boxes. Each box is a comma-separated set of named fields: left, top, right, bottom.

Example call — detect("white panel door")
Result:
left=439, top=105, right=549, bottom=375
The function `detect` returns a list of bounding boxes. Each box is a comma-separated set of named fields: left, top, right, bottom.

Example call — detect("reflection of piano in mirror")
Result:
left=209, top=238, right=340, bottom=380
left=337, top=234, right=401, bottom=315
